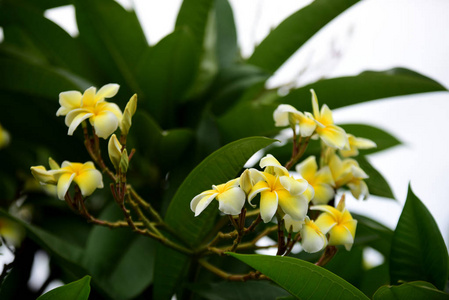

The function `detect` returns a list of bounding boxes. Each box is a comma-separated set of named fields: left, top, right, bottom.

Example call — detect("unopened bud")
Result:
left=108, top=134, right=122, bottom=171
left=120, top=94, right=137, bottom=135
left=119, top=148, right=129, bottom=173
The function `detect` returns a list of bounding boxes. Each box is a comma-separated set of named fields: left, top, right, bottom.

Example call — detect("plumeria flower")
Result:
left=296, top=156, right=335, bottom=205
left=31, top=160, right=103, bottom=200
left=190, top=179, right=246, bottom=216
left=328, top=153, right=369, bottom=200
left=0, top=123, right=10, bottom=149
left=57, top=84, right=123, bottom=139
left=310, top=89, right=348, bottom=149
left=108, top=134, right=123, bottom=171
left=339, top=134, right=377, bottom=157
left=283, top=214, right=304, bottom=232
left=300, top=216, right=328, bottom=253
left=311, top=197, right=357, bottom=250
left=248, top=172, right=309, bottom=223
left=239, top=168, right=264, bottom=195
left=273, top=104, right=316, bottom=137
left=259, top=154, right=289, bottom=177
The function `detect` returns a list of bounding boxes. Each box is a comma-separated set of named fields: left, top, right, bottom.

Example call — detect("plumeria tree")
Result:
left=0, top=0, right=448, bottom=299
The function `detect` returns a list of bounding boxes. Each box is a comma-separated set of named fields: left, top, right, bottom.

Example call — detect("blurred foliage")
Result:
left=0, top=0, right=447, bottom=299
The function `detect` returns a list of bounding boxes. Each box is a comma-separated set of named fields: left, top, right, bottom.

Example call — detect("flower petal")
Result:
left=100, top=102, right=123, bottom=122
left=190, top=191, right=218, bottom=216
left=248, top=181, right=270, bottom=207
left=259, top=190, right=278, bottom=223
left=311, top=183, right=335, bottom=205
left=277, top=190, right=308, bottom=221
left=295, top=156, right=317, bottom=182
left=57, top=172, right=75, bottom=200
left=283, top=214, right=304, bottom=232
left=301, top=217, right=327, bottom=253
left=57, top=91, right=82, bottom=116
left=66, top=111, right=94, bottom=135
left=328, top=225, right=354, bottom=247
left=95, top=83, right=120, bottom=101
left=91, top=110, right=119, bottom=139
left=260, top=154, right=289, bottom=176
left=298, top=113, right=317, bottom=137
left=81, top=87, right=97, bottom=107
left=310, top=89, right=320, bottom=118
left=217, top=187, right=246, bottom=215
left=313, top=211, right=337, bottom=234
left=74, top=169, right=103, bottom=197
left=319, top=104, right=334, bottom=126
left=279, top=176, right=308, bottom=195
left=273, top=104, right=302, bottom=127
left=317, top=125, right=348, bottom=149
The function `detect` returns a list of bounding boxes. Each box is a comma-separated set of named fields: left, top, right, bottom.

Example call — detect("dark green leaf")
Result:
left=339, top=124, right=401, bottom=155
left=373, top=281, right=449, bottom=300
left=188, top=281, right=291, bottom=300
left=355, top=156, right=395, bottom=199
left=359, top=263, right=390, bottom=299
left=352, top=214, right=393, bottom=258
left=37, top=275, right=91, bottom=300
left=248, top=0, right=359, bottom=73
left=158, top=129, right=195, bottom=169
left=214, top=0, right=239, bottom=68
left=390, top=186, right=448, bottom=290
left=74, top=0, right=148, bottom=96
left=230, top=253, right=369, bottom=299
left=135, top=29, right=198, bottom=127
left=82, top=204, right=155, bottom=300
left=280, top=68, right=447, bottom=112
left=153, top=137, right=276, bottom=299
left=325, top=246, right=364, bottom=287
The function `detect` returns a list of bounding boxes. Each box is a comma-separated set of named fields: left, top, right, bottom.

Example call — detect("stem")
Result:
left=198, top=259, right=269, bottom=281
left=276, top=218, right=286, bottom=256
left=315, top=246, right=338, bottom=267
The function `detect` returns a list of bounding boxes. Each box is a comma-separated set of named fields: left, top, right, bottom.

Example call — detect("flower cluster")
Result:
left=191, top=90, right=374, bottom=254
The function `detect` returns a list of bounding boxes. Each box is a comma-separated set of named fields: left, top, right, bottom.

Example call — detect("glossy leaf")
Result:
left=175, top=0, right=213, bottom=48
left=230, top=253, right=369, bottom=299
left=248, top=0, right=359, bottom=73
left=135, top=29, right=198, bottom=126
left=359, top=264, right=390, bottom=299
left=355, top=156, right=395, bottom=199
left=82, top=204, right=155, bottom=300
left=153, top=137, right=276, bottom=299
left=188, top=281, right=291, bottom=300
left=325, top=246, right=364, bottom=287
left=214, top=0, right=239, bottom=68
left=390, top=186, right=448, bottom=290
left=352, top=214, right=393, bottom=258
left=373, top=281, right=449, bottom=300
left=74, top=0, right=148, bottom=96
left=37, top=276, right=91, bottom=300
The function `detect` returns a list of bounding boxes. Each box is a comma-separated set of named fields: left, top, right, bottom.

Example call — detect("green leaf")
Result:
left=280, top=68, right=447, bottom=112
left=175, top=0, right=214, bottom=48
left=339, top=124, right=401, bottom=155
left=214, top=0, right=238, bottom=68
left=373, top=281, right=449, bottom=300
left=188, top=281, right=291, bottom=300
left=82, top=204, right=155, bottom=300
left=248, top=0, right=359, bottom=73
left=390, top=186, right=449, bottom=290
left=355, top=156, right=395, bottom=199
left=359, top=263, right=390, bottom=299
left=74, top=0, right=148, bottom=96
left=352, top=214, right=393, bottom=258
left=153, top=137, right=276, bottom=299
left=229, top=253, right=369, bottom=299
left=37, top=276, right=91, bottom=300
left=135, top=29, right=198, bottom=127
left=325, top=246, right=364, bottom=287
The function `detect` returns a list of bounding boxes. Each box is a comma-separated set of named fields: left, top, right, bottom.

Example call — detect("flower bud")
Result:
left=108, top=134, right=122, bottom=171
left=119, top=148, right=129, bottom=173
left=120, top=94, right=137, bottom=135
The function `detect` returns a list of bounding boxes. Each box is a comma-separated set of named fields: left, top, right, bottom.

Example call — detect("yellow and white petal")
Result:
left=108, top=134, right=122, bottom=170
left=277, top=190, right=308, bottom=221
left=91, top=110, right=119, bottom=139
left=273, top=104, right=300, bottom=127
left=310, top=89, right=320, bottom=118
left=239, top=169, right=253, bottom=195
left=303, top=184, right=315, bottom=202
left=348, top=180, right=369, bottom=200
left=30, top=166, right=59, bottom=185
left=279, top=176, right=308, bottom=196
left=100, top=102, right=123, bottom=122
left=284, top=214, right=304, bottom=232
left=260, top=154, right=289, bottom=176
left=328, top=225, right=354, bottom=247
left=74, top=169, right=103, bottom=197
left=317, top=125, right=348, bottom=150
left=298, top=113, right=317, bottom=137
left=48, top=157, right=60, bottom=170
left=350, top=164, right=369, bottom=179
left=315, top=166, right=335, bottom=187
left=313, top=211, right=338, bottom=234
left=190, top=191, right=218, bottom=216
left=300, top=217, right=328, bottom=253
left=80, top=87, right=97, bottom=107
left=57, top=91, right=82, bottom=116
left=259, top=190, right=278, bottom=223
left=95, top=83, right=120, bottom=101
left=217, top=187, right=246, bottom=215
left=295, top=156, right=317, bottom=181
left=57, top=172, right=76, bottom=200
left=311, top=184, right=335, bottom=205
left=66, top=111, right=94, bottom=135
left=319, top=104, right=334, bottom=127
left=248, top=181, right=270, bottom=207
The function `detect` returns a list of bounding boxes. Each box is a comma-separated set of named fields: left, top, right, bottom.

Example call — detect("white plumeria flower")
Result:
left=328, top=153, right=369, bottom=200
left=311, top=197, right=357, bottom=250
left=108, top=134, right=122, bottom=171
left=239, top=168, right=265, bottom=195
left=310, top=89, right=348, bottom=149
left=339, top=134, right=377, bottom=157
left=283, top=214, right=304, bottom=232
left=259, top=154, right=289, bottom=177
left=31, top=160, right=103, bottom=200
left=57, top=84, right=123, bottom=139
left=273, top=104, right=316, bottom=137
left=190, top=179, right=246, bottom=216
left=300, top=216, right=328, bottom=253
left=296, top=156, right=335, bottom=205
